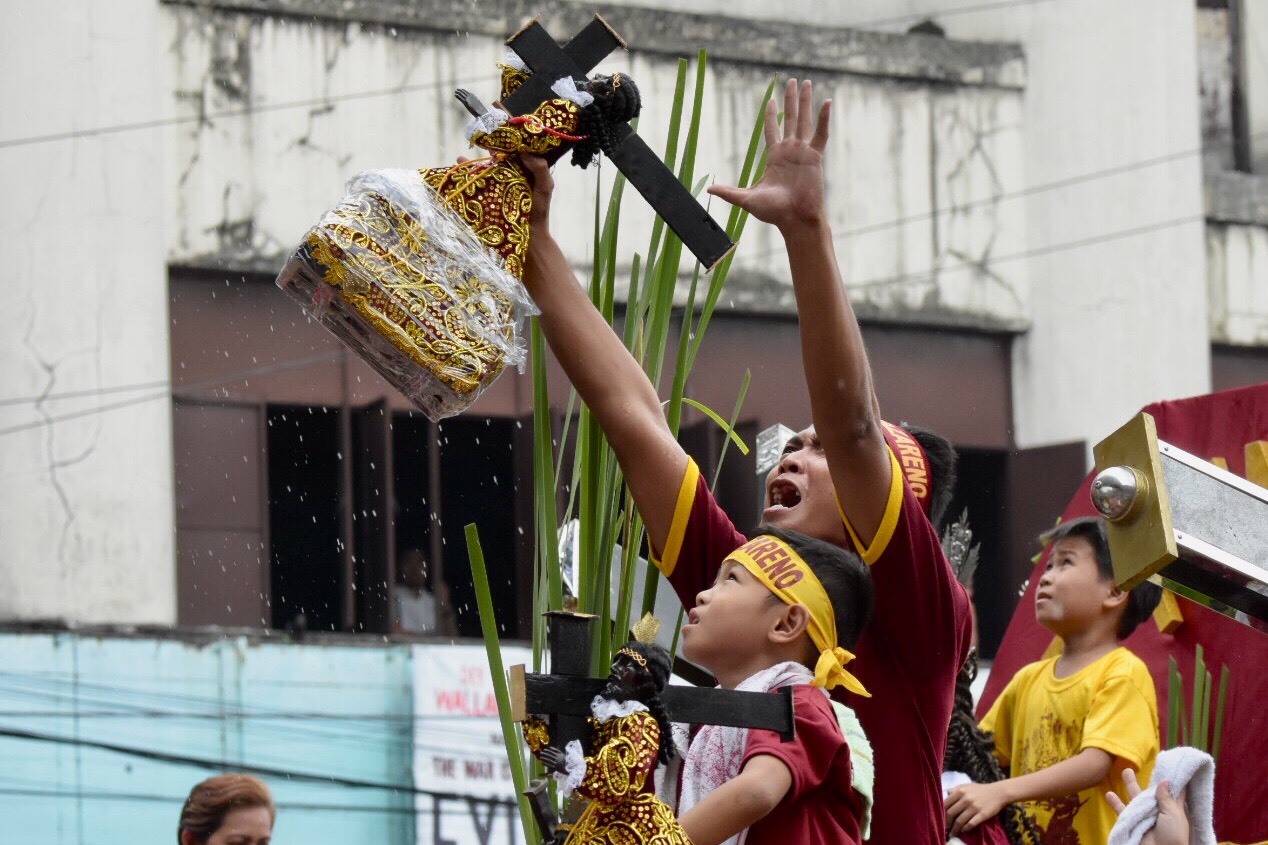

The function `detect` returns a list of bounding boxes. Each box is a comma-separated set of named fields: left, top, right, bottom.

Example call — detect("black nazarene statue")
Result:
left=525, top=633, right=692, bottom=845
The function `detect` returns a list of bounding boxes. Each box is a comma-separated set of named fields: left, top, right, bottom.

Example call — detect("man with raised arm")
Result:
left=520, top=79, right=971, bottom=845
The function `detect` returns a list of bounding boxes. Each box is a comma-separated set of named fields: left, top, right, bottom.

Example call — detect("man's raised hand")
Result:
left=707, top=78, right=832, bottom=232
left=520, top=154, right=555, bottom=231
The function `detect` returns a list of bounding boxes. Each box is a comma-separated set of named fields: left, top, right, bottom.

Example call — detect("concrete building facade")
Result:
left=3, top=0, right=1267, bottom=652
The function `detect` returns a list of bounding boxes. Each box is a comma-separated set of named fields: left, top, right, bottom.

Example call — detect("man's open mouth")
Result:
left=768, top=479, right=802, bottom=509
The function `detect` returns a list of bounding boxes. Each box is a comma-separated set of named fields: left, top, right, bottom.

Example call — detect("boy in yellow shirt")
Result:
left=946, top=516, right=1163, bottom=845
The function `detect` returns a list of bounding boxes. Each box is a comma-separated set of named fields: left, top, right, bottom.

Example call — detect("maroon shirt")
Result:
left=655, top=456, right=971, bottom=845
left=958, top=819, right=1012, bottom=845
left=744, top=685, right=863, bottom=845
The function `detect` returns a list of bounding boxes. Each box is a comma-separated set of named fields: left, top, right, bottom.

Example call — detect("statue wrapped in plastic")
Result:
left=275, top=55, right=642, bottom=420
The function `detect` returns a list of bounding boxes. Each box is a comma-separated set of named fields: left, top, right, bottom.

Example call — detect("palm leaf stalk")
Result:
left=1165, top=644, right=1230, bottom=763
left=469, top=54, right=777, bottom=836
left=466, top=524, right=536, bottom=841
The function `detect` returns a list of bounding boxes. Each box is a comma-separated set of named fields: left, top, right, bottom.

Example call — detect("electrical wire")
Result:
left=0, top=349, right=342, bottom=435
left=0, top=380, right=171, bottom=408
left=0, top=75, right=500, bottom=151
left=0, top=787, right=508, bottom=818
left=0, top=726, right=517, bottom=806
left=851, top=213, right=1204, bottom=291
left=846, top=0, right=1061, bottom=29
left=0, top=209, right=1209, bottom=436
left=739, top=140, right=1222, bottom=263
left=0, top=775, right=504, bottom=820
left=0, top=671, right=516, bottom=751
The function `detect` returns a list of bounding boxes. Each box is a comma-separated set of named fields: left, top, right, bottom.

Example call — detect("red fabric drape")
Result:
left=980, top=383, right=1268, bottom=842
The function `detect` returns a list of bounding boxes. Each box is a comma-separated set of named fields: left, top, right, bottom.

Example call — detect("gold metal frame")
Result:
left=1093, top=412, right=1178, bottom=589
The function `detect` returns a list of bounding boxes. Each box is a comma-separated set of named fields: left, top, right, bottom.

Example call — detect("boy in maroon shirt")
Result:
left=674, top=528, right=875, bottom=844
left=520, top=79, right=971, bottom=844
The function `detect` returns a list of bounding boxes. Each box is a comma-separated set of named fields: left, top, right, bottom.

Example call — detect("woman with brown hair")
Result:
left=178, top=774, right=275, bottom=845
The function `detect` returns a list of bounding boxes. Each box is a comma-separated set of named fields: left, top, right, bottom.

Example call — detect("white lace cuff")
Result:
left=500, top=49, right=528, bottom=72
left=464, top=108, right=510, bottom=142
left=554, top=739, right=587, bottom=795
left=670, top=722, right=690, bottom=759
left=589, top=696, right=648, bottom=722
left=551, top=76, right=594, bottom=107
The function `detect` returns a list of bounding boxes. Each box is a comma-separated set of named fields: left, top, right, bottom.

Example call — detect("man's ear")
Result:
left=770, top=603, right=810, bottom=645
left=179, top=831, right=201, bottom=845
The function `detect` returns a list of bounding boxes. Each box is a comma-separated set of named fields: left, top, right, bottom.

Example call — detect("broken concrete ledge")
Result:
left=1206, top=170, right=1268, bottom=227
left=163, top=0, right=1025, bottom=89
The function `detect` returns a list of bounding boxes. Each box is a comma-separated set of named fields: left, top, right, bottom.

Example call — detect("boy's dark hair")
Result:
left=900, top=423, right=958, bottom=530
left=755, top=524, right=875, bottom=651
left=1043, top=516, right=1163, bottom=639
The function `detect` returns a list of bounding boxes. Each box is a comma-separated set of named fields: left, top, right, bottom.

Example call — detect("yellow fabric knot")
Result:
left=813, top=646, right=870, bottom=697
left=725, top=534, right=873, bottom=700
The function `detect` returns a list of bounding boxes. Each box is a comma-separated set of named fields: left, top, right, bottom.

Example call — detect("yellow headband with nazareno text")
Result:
left=724, top=535, right=870, bottom=697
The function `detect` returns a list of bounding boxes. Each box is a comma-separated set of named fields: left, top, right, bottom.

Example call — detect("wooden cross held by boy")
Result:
left=495, top=16, right=735, bottom=270
left=509, top=611, right=795, bottom=841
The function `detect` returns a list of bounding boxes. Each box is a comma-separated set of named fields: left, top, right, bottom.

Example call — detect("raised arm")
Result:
left=708, top=79, right=891, bottom=544
left=520, top=154, right=688, bottom=553
left=945, top=747, right=1113, bottom=835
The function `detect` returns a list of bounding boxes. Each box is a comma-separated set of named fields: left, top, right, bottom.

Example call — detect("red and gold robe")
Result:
left=526, top=710, right=692, bottom=845
left=276, top=61, right=585, bottom=420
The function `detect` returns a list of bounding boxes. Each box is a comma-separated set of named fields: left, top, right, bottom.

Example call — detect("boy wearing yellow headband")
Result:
left=673, top=526, right=874, bottom=845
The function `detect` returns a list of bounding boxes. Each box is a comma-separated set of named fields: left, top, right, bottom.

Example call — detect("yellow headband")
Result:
left=725, top=535, right=870, bottom=697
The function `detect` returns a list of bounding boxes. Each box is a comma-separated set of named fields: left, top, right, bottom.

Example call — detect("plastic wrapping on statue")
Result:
left=275, top=169, right=535, bottom=421
left=275, top=59, right=641, bottom=421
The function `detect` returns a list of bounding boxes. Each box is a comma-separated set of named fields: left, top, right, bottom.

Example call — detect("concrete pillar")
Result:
left=0, top=0, right=176, bottom=623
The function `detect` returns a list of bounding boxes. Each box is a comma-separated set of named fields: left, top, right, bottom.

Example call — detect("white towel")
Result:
left=1107, top=747, right=1216, bottom=845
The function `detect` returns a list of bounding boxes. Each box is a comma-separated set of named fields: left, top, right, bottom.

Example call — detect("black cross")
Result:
left=501, top=17, right=736, bottom=270
left=509, top=611, right=795, bottom=840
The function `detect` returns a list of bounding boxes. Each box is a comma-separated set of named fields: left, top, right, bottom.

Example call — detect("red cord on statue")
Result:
left=507, top=114, right=589, bottom=142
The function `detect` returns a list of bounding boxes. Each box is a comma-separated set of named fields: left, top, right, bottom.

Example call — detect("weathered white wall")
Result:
left=1205, top=169, right=1268, bottom=347
left=0, top=0, right=1028, bottom=626
left=163, top=4, right=1028, bottom=330
left=0, top=2, right=177, bottom=623
left=603, top=0, right=1216, bottom=455
left=1241, top=0, right=1268, bottom=175
left=1196, top=6, right=1236, bottom=173
left=822, top=0, right=1213, bottom=453
left=985, top=1, right=1211, bottom=452
left=1207, top=223, right=1268, bottom=346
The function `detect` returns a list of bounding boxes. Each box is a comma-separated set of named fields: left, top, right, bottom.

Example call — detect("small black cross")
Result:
left=501, top=17, right=736, bottom=270
left=510, top=611, right=796, bottom=746
left=509, top=611, right=794, bottom=842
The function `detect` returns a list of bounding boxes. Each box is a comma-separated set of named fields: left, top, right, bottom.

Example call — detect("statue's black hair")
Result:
left=943, top=650, right=1043, bottom=845
left=614, top=641, right=676, bottom=765
left=571, top=73, right=642, bottom=170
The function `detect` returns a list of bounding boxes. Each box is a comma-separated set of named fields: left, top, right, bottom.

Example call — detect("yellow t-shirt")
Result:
left=980, top=647, right=1159, bottom=845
